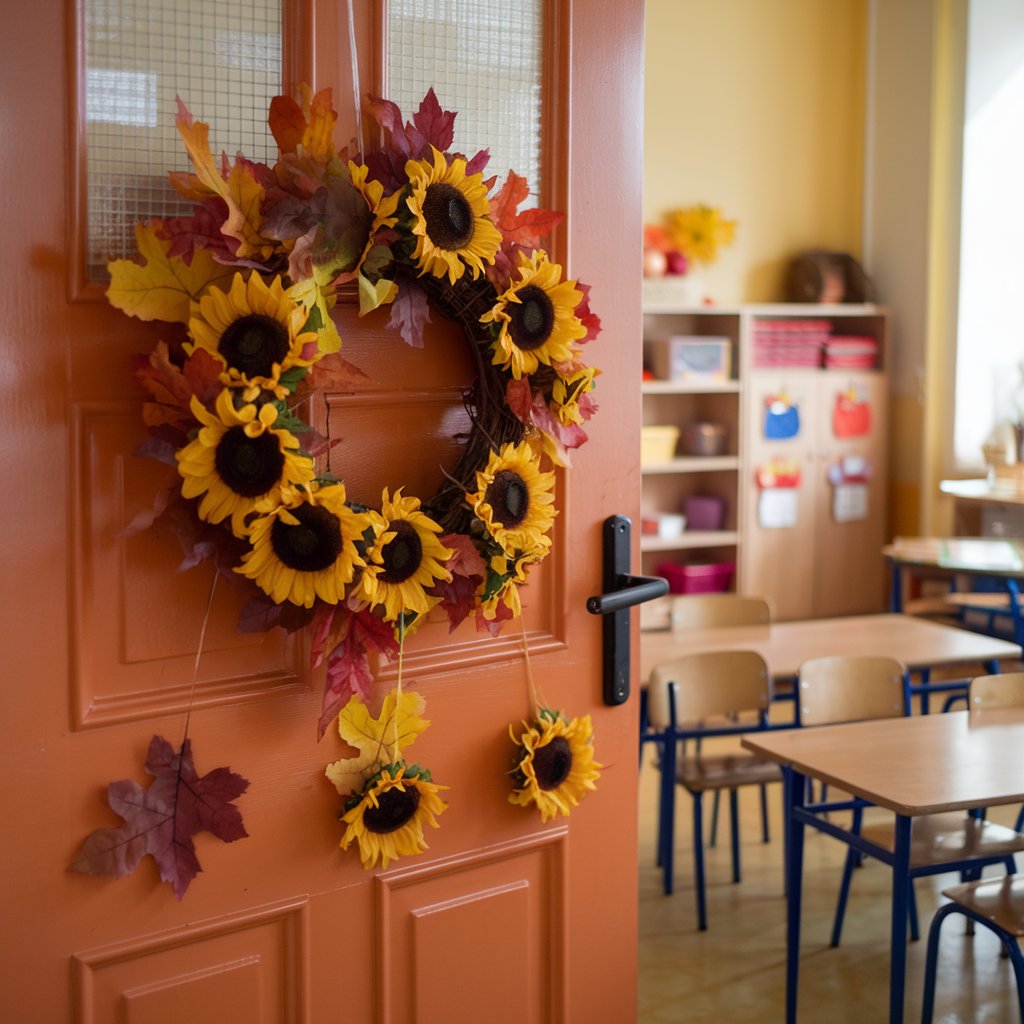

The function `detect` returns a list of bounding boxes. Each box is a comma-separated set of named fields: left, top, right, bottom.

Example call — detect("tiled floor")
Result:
left=637, top=723, right=1022, bottom=1022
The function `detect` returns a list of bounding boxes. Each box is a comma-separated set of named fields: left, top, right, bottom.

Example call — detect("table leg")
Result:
left=888, top=814, right=912, bottom=1023
left=784, top=766, right=805, bottom=1024
left=888, top=561, right=904, bottom=612
left=1007, top=579, right=1023, bottom=650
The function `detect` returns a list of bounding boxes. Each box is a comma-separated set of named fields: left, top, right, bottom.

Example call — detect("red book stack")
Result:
left=823, top=335, right=878, bottom=370
left=752, top=319, right=830, bottom=368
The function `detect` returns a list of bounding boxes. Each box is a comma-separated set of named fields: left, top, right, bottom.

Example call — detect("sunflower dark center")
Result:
left=269, top=504, right=342, bottom=573
left=422, top=182, right=474, bottom=250
left=363, top=785, right=421, bottom=834
left=380, top=520, right=424, bottom=584
left=219, top=314, right=291, bottom=378
left=508, top=285, right=555, bottom=351
left=214, top=426, right=284, bottom=497
left=485, top=470, right=529, bottom=528
left=534, top=736, right=572, bottom=790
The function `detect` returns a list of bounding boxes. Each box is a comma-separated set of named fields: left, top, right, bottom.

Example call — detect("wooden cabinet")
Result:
left=641, top=301, right=889, bottom=622
left=640, top=311, right=743, bottom=600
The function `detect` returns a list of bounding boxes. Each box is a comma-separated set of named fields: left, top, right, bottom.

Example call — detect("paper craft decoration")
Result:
left=828, top=455, right=871, bottom=523
left=763, top=392, right=800, bottom=440
left=756, top=459, right=801, bottom=529
left=833, top=385, right=871, bottom=437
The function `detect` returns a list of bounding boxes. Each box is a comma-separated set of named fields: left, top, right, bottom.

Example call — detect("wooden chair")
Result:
left=921, top=876, right=1024, bottom=1022
left=921, top=674, right=1024, bottom=1021
left=970, top=672, right=1024, bottom=832
left=797, top=655, right=1024, bottom=948
left=640, top=595, right=773, bottom=864
left=647, top=649, right=780, bottom=930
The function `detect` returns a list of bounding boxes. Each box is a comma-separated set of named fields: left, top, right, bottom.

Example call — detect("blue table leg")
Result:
left=1007, top=579, right=1023, bottom=650
left=785, top=766, right=805, bottom=1024
left=888, top=814, right=912, bottom=1023
left=889, top=561, right=904, bottom=613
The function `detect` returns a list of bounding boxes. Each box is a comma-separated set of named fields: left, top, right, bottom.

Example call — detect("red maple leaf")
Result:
left=70, top=736, right=249, bottom=900
left=315, top=607, right=400, bottom=739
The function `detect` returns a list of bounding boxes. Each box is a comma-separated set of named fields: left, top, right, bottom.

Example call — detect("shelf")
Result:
left=641, top=380, right=741, bottom=395
left=640, top=531, right=739, bottom=553
left=641, top=456, right=739, bottom=474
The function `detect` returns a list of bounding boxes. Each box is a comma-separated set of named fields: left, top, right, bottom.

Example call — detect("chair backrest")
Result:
left=647, top=649, right=771, bottom=730
left=969, top=671, right=1024, bottom=711
left=670, top=594, right=771, bottom=631
left=797, top=654, right=906, bottom=726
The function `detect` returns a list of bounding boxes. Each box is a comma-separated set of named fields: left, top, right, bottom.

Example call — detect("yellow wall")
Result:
left=644, top=0, right=868, bottom=304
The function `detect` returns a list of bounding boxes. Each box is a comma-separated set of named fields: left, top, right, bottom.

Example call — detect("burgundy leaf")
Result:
left=411, top=88, right=456, bottom=154
left=386, top=283, right=431, bottom=349
left=70, top=736, right=249, bottom=900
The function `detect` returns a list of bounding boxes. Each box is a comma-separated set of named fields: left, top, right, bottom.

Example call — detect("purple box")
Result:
left=683, top=494, right=725, bottom=531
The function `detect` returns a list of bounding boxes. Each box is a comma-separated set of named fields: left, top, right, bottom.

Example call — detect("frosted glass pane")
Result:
left=84, top=0, right=283, bottom=280
left=386, top=0, right=544, bottom=204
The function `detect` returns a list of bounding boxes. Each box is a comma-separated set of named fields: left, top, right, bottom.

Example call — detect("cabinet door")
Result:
left=812, top=373, right=889, bottom=617
left=740, top=373, right=822, bottom=620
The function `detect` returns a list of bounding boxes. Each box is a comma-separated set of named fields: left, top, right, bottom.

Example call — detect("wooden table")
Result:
left=743, top=709, right=1024, bottom=1023
left=640, top=613, right=1022, bottom=705
left=883, top=537, right=1024, bottom=653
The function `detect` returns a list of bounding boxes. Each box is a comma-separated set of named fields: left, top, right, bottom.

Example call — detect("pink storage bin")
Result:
left=656, top=560, right=736, bottom=595
left=683, top=494, right=725, bottom=531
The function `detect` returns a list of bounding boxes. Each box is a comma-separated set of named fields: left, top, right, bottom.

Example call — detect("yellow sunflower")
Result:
left=235, top=483, right=371, bottom=607
left=340, top=764, right=448, bottom=869
left=508, top=710, right=601, bottom=823
left=357, top=488, right=454, bottom=626
left=482, top=250, right=587, bottom=380
left=176, top=389, right=315, bottom=537
left=185, top=273, right=320, bottom=401
left=405, top=145, right=502, bottom=284
left=478, top=549, right=542, bottom=621
left=466, top=442, right=557, bottom=558
left=552, top=365, right=598, bottom=427
left=348, top=160, right=402, bottom=233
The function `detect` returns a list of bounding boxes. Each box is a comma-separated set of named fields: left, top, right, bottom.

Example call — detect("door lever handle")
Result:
left=586, top=574, right=668, bottom=615
left=586, top=515, right=669, bottom=706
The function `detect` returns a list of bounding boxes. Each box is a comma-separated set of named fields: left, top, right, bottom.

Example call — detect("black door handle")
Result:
left=586, top=515, right=669, bottom=706
left=586, top=574, right=669, bottom=615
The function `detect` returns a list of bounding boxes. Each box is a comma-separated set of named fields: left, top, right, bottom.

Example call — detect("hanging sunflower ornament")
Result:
left=108, top=85, right=604, bottom=869
left=509, top=708, right=602, bottom=823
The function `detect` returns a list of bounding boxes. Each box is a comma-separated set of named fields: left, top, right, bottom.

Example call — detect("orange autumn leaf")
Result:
left=174, top=98, right=273, bottom=261
left=269, top=85, right=337, bottom=161
left=107, top=223, right=235, bottom=324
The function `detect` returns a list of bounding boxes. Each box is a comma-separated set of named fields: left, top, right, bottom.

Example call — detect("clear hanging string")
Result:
left=518, top=609, right=548, bottom=719
left=391, top=616, right=406, bottom=764
left=180, top=571, right=218, bottom=748
left=344, top=0, right=365, bottom=158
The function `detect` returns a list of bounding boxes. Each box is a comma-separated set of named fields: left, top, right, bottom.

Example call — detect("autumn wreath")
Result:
left=108, top=86, right=602, bottom=740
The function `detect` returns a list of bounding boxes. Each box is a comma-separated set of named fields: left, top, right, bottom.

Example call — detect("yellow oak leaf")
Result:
left=107, top=223, right=235, bottom=323
left=175, top=103, right=231, bottom=202
left=223, top=160, right=274, bottom=262
left=358, top=273, right=399, bottom=316
left=324, top=689, right=429, bottom=797
left=291, top=277, right=342, bottom=354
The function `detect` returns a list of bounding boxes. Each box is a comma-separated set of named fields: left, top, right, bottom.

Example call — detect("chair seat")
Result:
left=859, top=812, right=1024, bottom=867
left=677, top=753, right=781, bottom=793
left=940, top=875, right=1024, bottom=938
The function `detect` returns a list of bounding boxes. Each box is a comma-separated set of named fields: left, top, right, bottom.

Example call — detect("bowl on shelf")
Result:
left=680, top=421, right=728, bottom=456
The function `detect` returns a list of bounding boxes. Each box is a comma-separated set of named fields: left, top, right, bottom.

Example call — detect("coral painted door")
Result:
left=0, top=1, right=644, bottom=1022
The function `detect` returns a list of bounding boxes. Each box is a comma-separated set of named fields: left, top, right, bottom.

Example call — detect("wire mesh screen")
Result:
left=84, top=0, right=282, bottom=280
left=386, top=0, right=545, bottom=206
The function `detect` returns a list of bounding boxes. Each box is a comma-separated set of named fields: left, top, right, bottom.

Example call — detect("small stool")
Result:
left=921, top=876, right=1024, bottom=1022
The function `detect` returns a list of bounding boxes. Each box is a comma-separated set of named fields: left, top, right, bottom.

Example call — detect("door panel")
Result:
left=0, top=2, right=642, bottom=1021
